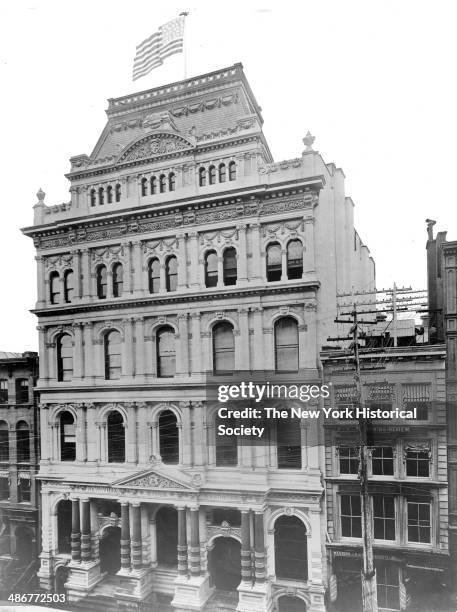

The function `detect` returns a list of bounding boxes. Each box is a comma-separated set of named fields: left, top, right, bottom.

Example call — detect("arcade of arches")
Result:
left=55, top=499, right=310, bottom=599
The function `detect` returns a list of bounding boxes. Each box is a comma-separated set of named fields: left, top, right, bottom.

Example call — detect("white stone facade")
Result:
left=23, top=63, right=375, bottom=611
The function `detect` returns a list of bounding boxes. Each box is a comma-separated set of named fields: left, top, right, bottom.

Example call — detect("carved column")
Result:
left=45, top=340, right=56, bottom=380
left=126, top=402, right=138, bottom=464
left=93, top=336, right=104, bottom=380
left=159, top=263, right=166, bottom=294
left=80, top=498, right=91, bottom=562
left=237, top=308, right=249, bottom=370
left=190, top=313, right=201, bottom=375
left=132, top=240, right=143, bottom=295
left=217, top=256, right=224, bottom=288
left=177, top=233, right=187, bottom=289
left=180, top=401, right=192, bottom=466
left=73, top=249, right=82, bottom=300
left=188, top=231, right=199, bottom=288
left=35, top=255, right=46, bottom=307
left=304, top=217, right=316, bottom=273
left=189, top=508, right=201, bottom=576
left=131, top=503, right=142, bottom=570
left=72, top=322, right=83, bottom=379
left=120, top=502, right=131, bottom=570
left=124, top=242, right=132, bottom=294
left=107, top=269, right=114, bottom=299
left=250, top=223, right=262, bottom=281
left=241, top=510, right=252, bottom=582
left=177, top=313, right=189, bottom=376
left=237, top=225, right=248, bottom=282
left=81, top=248, right=91, bottom=299
left=83, top=322, right=93, bottom=379
left=37, top=326, right=48, bottom=380
left=177, top=507, right=188, bottom=577
left=144, top=333, right=154, bottom=377
left=76, top=404, right=87, bottom=462
left=85, top=403, right=96, bottom=463
left=39, top=404, right=50, bottom=462
left=122, top=318, right=134, bottom=378
left=254, top=512, right=265, bottom=584
left=281, top=248, right=287, bottom=281
left=252, top=308, right=264, bottom=371
left=71, top=498, right=81, bottom=562
left=134, top=317, right=145, bottom=378
left=149, top=519, right=157, bottom=568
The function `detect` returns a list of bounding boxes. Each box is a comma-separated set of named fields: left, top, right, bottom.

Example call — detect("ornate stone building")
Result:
left=321, top=344, right=450, bottom=611
left=0, top=351, right=40, bottom=593
left=22, top=64, right=374, bottom=611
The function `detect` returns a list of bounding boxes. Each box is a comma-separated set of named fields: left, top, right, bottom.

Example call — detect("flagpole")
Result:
left=180, top=11, right=189, bottom=79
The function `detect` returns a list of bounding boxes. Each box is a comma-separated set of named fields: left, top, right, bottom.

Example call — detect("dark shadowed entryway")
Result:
left=99, top=526, right=121, bottom=574
left=209, top=537, right=241, bottom=591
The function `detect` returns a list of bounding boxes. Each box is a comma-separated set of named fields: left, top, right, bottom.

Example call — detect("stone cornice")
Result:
left=23, top=183, right=323, bottom=250
left=32, top=281, right=320, bottom=318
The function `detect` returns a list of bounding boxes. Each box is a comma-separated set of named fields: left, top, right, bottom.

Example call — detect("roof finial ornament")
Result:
left=302, top=131, right=315, bottom=152
left=36, top=188, right=46, bottom=203
left=426, top=218, right=436, bottom=241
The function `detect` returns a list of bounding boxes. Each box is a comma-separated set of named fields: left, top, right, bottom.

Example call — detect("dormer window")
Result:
left=107, top=185, right=113, bottom=204
left=169, top=172, right=176, bottom=192
left=229, top=161, right=236, bottom=181
left=219, top=163, right=226, bottom=182
left=209, top=165, right=216, bottom=185
left=150, top=176, right=157, bottom=195
left=199, top=167, right=206, bottom=187
left=141, top=178, right=148, bottom=197
left=159, top=174, right=166, bottom=193
left=115, top=184, right=121, bottom=202
left=90, top=189, right=96, bottom=207
left=98, top=187, right=104, bottom=205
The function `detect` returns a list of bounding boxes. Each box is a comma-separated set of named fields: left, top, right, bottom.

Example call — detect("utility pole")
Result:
left=351, top=308, right=377, bottom=612
left=330, top=306, right=378, bottom=612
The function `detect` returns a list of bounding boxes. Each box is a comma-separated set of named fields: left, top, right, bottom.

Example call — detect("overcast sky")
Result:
left=0, top=0, right=455, bottom=351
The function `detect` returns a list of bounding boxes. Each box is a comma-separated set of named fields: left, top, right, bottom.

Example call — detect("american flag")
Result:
left=132, top=14, right=187, bottom=81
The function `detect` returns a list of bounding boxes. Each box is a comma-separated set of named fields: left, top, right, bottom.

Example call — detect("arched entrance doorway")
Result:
left=278, top=595, right=307, bottom=611
left=15, top=525, right=34, bottom=564
left=209, top=537, right=241, bottom=591
left=156, top=506, right=178, bottom=567
left=99, top=526, right=121, bottom=574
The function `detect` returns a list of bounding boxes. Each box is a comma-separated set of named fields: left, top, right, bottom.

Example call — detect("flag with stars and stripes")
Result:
left=132, top=14, right=186, bottom=81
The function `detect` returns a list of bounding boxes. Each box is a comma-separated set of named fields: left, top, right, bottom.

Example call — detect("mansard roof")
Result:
left=69, top=63, right=271, bottom=176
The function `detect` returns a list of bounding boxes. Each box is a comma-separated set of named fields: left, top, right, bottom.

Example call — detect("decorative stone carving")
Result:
left=115, top=471, right=189, bottom=490
left=143, top=110, right=179, bottom=132
left=119, top=133, right=194, bottom=163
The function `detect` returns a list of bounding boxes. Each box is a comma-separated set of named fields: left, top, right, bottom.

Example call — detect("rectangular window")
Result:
left=403, top=384, right=430, bottom=420
left=0, top=477, right=9, bottom=500
left=407, top=499, right=431, bottom=543
left=366, top=383, right=395, bottom=417
left=372, top=446, right=394, bottom=476
left=339, top=447, right=359, bottom=475
left=377, top=563, right=400, bottom=611
left=0, top=380, right=8, bottom=403
left=406, top=449, right=430, bottom=477
left=373, top=495, right=396, bottom=540
left=341, top=494, right=362, bottom=538
left=18, top=478, right=31, bottom=503
left=15, top=379, right=29, bottom=404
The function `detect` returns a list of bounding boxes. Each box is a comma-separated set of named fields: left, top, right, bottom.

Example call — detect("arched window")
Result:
left=49, top=271, right=60, bottom=304
left=16, top=379, right=29, bottom=404
left=266, top=242, right=282, bottom=282
left=275, top=317, right=299, bottom=372
left=97, top=265, right=107, bottom=299
left=112, top=263, right=123, bottom=297
left=156, top=326, right=176, bottom=377
left=106, top=185, right=113, bottom=204
left=98, top=187, right=104, bottom=206
left=274, top=515, right=307, bottom=581
left=159, top=174, right=166, bottom=193
left=57, top=334, right=73, bottom=382
left=165, top=256, right=178, bottom=292
left=57, top=500, right=72, bottom=554
left=199, top=167, right=206, bottom=187
left=141, top=177, right=148, bottom=197
left=223, top=248, right=237, bottom=286
left=287, top=239, right=303, bottom=279
left=107, top=411, right=125, bottom=463
left=0, top=380, right=7, bottom=404
left=213, top=322, right=235, bottom=374
left=159, top=410, right=179, bottom=464
left=0, top=422, right=9, bottom=462
left=16, top=421, right=30, bottom=463
left=90, top=189, right=96, bottom=206
left=208, top=165, right=216, bottom=185
left=215, top=414, right=237, bottom=466
left=277, top=414, right=302, bottom=469
left=104, top=330, right=121, bottom=380
left=150, top=176, right=157, bottom=195
left=228, top=161, right=236, bottom=181
left=205, top=251, right=218, bottom=288
left=60, top=411, right=76, bottom=461
left=64, top=269, right=74, bottom=303
left=115, top=183, right=121, bottom=202
left=148, top=258, right=160, bottom=293
left=168, top=173, right=176, bottom=192
left=219, top=163, right=226, bottom=182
